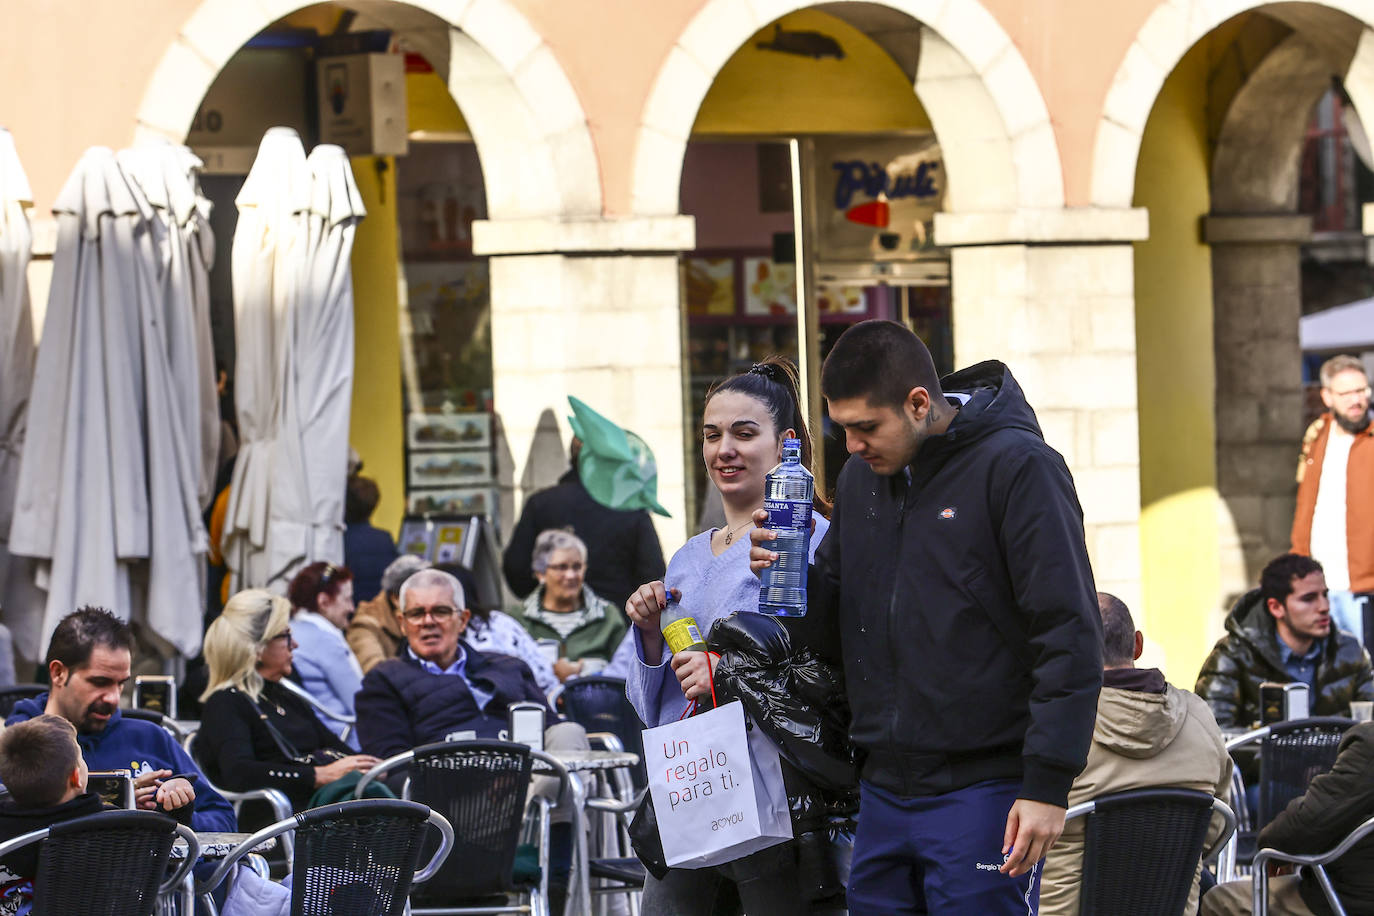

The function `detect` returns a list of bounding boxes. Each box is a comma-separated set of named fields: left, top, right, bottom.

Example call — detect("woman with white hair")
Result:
left=512, top=529, right=626, bottom=683
left=198, top=589, right=382, bottom=811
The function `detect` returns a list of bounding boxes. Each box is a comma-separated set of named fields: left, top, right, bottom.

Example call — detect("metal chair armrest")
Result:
left=194, top=813, right=302, bottom=898
left=159, top=824, right=201, bottom=896
left=587, top=732, right=625, bottom=753
left=1202, top=799, right=1239, bottom=861
left=0, top=826, right=48, bottom=860
left=355, top=750, right=416, bottom=799
left=242, top=853, right=271, bottom=880
left=1251, top=815, right=1374, bottom=916
left=275, top=679, right=358, bottom=740
left=412, top=810, right=456, bottom=884
left=1226, top=725, right=1272, bottom=752
left=586, top=789, right=645, bottom=817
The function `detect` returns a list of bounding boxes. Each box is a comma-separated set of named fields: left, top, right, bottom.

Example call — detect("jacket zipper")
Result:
left=886, top=480, right=907, bottom=742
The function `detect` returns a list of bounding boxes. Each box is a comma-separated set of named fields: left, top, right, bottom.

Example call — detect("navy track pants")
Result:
left=848, top=778, right=1042, bottom=915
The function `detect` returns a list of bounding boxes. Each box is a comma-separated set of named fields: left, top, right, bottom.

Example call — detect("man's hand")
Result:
left=133, top=769, right=172, bottom=810
left=154, top=777, right=195, bottom=812
left=1000, top=799, right=1065, bottom=877
left=670, top=650, right=716, bottom=701
left=553, top=658, right=583, bottom=682
left=747, top=509, right=777, bottom=578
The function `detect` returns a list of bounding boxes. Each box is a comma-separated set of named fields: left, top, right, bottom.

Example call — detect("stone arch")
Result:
left=1092, top=0, right=1374, bottom=208
left=629, top=0, right=1064, bottom=218
left=134, top=0, right=601, bottom=219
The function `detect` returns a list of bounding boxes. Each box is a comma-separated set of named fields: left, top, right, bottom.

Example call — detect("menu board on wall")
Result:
left=809, top=134, right=946, bottom=263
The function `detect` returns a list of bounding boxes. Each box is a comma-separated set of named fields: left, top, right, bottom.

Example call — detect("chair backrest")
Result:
left=561, top=676, right=644, bottom=760
left=291, top=799, right=432, bottom=916
left=1259, top=717, right=1356, bottom=827
left=1075, top=788, right=1228, bottom=916
left=0, top=685, right=47, bottom=719
left=31, top=810, right=180, bottom=916
left=404, top=739, right=534, bottom=901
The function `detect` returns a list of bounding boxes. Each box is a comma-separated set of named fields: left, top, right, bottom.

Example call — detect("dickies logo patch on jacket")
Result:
left=939, top=507, right=956, bottom=520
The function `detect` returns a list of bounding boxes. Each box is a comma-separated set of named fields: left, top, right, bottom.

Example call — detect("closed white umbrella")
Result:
left=8, top=148, right=150, bottom=657
left=296, top=144, right=364, bottom=566
left=0, top=128, right=35, bottom=622
left=118, top=144, right=212, bottom=656
left=222, top=128, right=311, bottom=592
left=7, top=145, right=212, bottom=659
left=122, top=143, right=220, bottom=511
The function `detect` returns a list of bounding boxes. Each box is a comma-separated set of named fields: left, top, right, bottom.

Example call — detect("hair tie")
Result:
left=748, top=363, right=782, bottom=384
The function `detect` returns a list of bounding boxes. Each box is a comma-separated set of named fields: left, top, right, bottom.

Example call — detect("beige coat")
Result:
left=1039, top=673, right=1233, bottom=916
left=345, top=592, right=402, bottom=674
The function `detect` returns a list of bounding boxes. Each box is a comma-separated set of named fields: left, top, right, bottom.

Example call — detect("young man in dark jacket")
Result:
left=750, top=320, right=1102, bottom=914
left=1195, top=553, right=1373, bottom=729
left=1202, top=720, right=1374, bottom=915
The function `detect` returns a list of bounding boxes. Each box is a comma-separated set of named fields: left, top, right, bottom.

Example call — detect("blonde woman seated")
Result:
left=198, top=589, right=384, bottom=812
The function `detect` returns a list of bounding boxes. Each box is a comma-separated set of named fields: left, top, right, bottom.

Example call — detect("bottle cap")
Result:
left=784, top=437, right=800, bottom=449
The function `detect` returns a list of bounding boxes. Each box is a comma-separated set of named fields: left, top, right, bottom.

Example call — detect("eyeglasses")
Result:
left=401, top=605, right=458, bottom=622
left=268, top=629, right=292, bottom=643
left=1329, top=386, right=1372, bottom=401
left=546, top=563, right=585, bottom=574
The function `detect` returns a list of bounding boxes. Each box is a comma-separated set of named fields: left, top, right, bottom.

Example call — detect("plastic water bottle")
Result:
left=759, top=438, right=813, bottom=617
left=660, top=593, right=715, bottom=710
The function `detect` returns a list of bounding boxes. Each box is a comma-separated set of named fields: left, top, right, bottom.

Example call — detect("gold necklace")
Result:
left=722, top=519, right=753, bottom=546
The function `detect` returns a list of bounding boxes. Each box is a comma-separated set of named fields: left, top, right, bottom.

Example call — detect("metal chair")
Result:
left=195, top=798, right=453, bottom=916
left=355, top=739, right=572, bottom=915
left=1252, top=815, right=1374, bottom=916
left=0, top=809, right=199, bottom=916
left=1064, top=787, right=1237, bottom=916
left=561, top=677, right=645, bottom=785
left=122, top=707, right=195, bottom=743
left=0, top=684, right=47, bottom=719
left=582, top=732, right=644, bottom=916
left=276, top=677, right=357, bottom=744
left=1222, top=716, right=1356, bottom=870
left=182, top=729, right=295, bottom=865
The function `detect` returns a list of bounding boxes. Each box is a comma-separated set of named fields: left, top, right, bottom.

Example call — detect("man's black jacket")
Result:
left=1260, top=721, right=1374, bottom=915
left=502, top=469, right=666, bottom=612
left=807, top=360, right=1102, bottom=806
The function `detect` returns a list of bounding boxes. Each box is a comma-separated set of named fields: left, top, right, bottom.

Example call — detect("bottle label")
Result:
left=764, top=498, right=812, bottom=530
left=663, top=617, right=705, bottom=654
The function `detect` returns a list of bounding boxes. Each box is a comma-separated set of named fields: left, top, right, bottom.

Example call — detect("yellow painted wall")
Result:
left=693, top=9, right=932, bottom=135
left=1133, top=38, right=1220, bottom=682
left=349, top=154, right=405, bottom=537
left=407, top=69, right=469, bottom=135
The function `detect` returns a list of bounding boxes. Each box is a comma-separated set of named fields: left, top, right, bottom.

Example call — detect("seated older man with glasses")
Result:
left=355, top=568, right=583, bottom=759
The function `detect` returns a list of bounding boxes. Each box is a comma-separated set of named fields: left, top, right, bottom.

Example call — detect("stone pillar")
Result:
left=1204, top=214, right=1310, bottom=599
left=937, top=209, right=1149, bottom=610
left=474, top=216, right=696, bottom=555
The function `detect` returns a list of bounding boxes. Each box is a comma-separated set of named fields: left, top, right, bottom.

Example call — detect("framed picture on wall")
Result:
left=408, top=450, right=492, bottom=488
left=406, top=487, right=494, bottom=517
left=407, top=412, right=491, bottom=450
left=742, top=258, right=797, bottom=316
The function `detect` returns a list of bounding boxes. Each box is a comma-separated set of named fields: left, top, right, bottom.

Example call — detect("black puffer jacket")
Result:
left=709, top=612, right=858, bottom=833
left=1260, top=722, right=1374, bottom=915
left=1195, top=588, right=1373, bottom=729
left=808, top=361, right=1102, bottom=805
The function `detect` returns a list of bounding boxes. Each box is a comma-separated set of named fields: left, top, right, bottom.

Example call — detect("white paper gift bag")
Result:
left=642, top=700, right=793, bottom=869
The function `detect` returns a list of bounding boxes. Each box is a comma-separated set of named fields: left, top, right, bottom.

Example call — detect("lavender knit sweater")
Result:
left=627, top=515, right=830, bottom=728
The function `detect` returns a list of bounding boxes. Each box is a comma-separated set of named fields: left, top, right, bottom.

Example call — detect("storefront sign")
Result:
left=317, top=53, right=408, bottom=156
left=187, top=48, right=309, bottom=175
left=809, top=134, right=945, bottom=262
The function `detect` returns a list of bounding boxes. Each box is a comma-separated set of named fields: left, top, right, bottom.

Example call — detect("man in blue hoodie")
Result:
left=6, top=607, right=235, bottom=833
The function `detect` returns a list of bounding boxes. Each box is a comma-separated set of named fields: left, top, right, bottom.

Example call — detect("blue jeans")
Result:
left=849, top=778, right=1041, bottom=915
left=1329, top=591, right=1370, bottom=647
